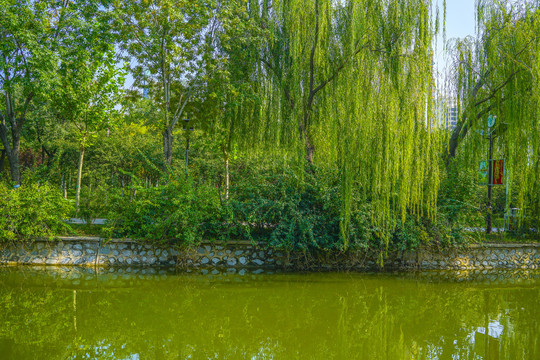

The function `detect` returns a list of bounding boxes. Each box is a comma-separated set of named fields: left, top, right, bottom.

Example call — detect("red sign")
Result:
left=491, top=159, right=504, bottom=185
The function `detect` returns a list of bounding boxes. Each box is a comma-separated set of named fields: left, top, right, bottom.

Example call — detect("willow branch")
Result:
left=474, top=69, right=521, bottom=107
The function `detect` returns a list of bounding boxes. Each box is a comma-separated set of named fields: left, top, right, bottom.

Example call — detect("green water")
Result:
left=0, top=267, right=539, bottom=359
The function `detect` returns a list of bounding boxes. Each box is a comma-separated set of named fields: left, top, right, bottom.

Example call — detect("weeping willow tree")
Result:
left=447, top=0, right=540, bottom=230
left=217, top=0, right=444, bottom=250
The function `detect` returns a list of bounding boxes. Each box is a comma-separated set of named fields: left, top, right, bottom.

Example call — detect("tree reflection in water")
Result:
left=0, top=267, right=538, bottom=359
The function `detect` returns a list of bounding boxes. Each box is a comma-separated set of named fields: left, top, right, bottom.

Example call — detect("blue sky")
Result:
left=434, top=0, right=477, bottom=84
left=442, top=0, right=477, bottom=39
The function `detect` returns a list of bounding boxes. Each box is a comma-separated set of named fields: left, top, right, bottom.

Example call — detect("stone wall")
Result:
left=0, top=237, right=539, bottom=270
left=0, top=237, right=285, bottom=269
left=405, top=243, right=540, bottom=270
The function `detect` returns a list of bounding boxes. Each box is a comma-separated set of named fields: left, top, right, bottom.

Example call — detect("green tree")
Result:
left=52, top=49, right=125, bottom=208
left=447, top=0, right=540, bottom=229
left=252, top=0, right=442, bottom=248
left=116, top=0, right=212, bottom=171
left=0, top=0, right=67, bottom=184
left=198, top=0, right=267, bottom=200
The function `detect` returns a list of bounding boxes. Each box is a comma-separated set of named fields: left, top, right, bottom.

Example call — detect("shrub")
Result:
left=0, top=183, right=73, bottom=241
left=104, top=177, right=221, bottom=245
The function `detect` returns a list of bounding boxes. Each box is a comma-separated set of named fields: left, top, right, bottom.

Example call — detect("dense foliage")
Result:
left=447, top=0, right=540, bottom=232
left=1, top=0, right=538, bottom=254
left=0, top=184, right=73, bottom=241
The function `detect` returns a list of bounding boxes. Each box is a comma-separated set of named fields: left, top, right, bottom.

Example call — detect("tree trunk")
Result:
left=305, top=133, right=315, bottom=165
left=7, top=142, right=20, bottom=184
left=162, top=126, right=173, bottom=171
left=0, top=123, right=21, bottom=184
left=63, top=173, right=67, bottom=199
left=301, top=108, right=315, bottom=166
left=76, top=146, right=85, bottom=210
left=0, top=149, right=5, bottom=175
left=224, top=151, right=230, bottom=201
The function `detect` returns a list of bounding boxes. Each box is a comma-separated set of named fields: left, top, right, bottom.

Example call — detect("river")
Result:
left=0, top=266, right=538, bottom=359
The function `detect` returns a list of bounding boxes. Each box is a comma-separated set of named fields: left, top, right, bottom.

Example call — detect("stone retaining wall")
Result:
left=0, top=237, right=285, bottom=269
left=0, top=237, right=539, bottom=270
left=404, top=243, right=540, bottom=270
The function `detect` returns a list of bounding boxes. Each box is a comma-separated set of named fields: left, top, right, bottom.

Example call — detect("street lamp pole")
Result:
left=485, top=114, right=497, bottom=235
left=487, top=132, right=493, bottom=235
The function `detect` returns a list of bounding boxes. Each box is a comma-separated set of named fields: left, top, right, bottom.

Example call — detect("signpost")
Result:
left=491, top=159, right=504, bottom=185
left=479, top=161, right=488, bottom=185
left=480, top=159, right=505, bottom=186
left=480, top=114, right=506, bottom=234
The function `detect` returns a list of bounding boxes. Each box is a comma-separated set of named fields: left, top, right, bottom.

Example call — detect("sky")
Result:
left=434, top=0, right=477, bottom=88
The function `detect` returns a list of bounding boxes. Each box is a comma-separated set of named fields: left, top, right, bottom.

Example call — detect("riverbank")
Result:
left=1, top=237, right=539, bottom=271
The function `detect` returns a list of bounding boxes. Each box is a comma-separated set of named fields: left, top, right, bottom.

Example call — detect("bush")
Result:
left=0, top=183, right=74, bottom=241
left=104, top=177, right=221, bottom=245
left=226, top=168, right=370, bottom=252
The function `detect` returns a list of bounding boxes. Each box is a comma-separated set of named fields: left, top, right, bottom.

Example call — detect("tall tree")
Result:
left=52, top=48, right=124, bottom=209
left=447, top=0, right=540, bottom=229
left=0, top=0, right=65, bottom=184
left=198, top=0, right=268, bottom=199
left=252, top=0, right=442, bottom=247
left=116, top=0, right=212, bottom=171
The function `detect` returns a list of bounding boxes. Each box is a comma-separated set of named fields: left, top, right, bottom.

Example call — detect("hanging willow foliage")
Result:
left=218, top=0, right=444, bottom=250
left=448, top=0, right=540, bottom=226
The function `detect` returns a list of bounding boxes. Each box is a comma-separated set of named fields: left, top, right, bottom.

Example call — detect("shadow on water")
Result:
left=0, top=266, right=539, bottom=359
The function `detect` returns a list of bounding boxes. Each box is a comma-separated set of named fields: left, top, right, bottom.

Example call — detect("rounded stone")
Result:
left=72, top=250, right=82, bottom=257
left=201, top=257, right=209, bottom=264
left=227, top=258, right=237, bottom=266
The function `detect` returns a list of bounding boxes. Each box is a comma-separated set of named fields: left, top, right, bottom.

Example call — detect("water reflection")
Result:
left=0, top=266, right=538, bottom=359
